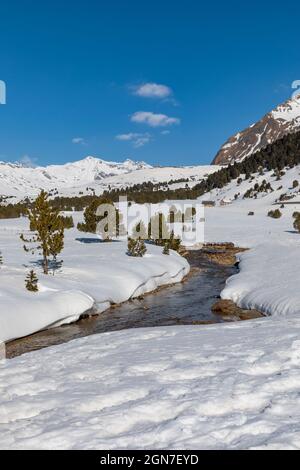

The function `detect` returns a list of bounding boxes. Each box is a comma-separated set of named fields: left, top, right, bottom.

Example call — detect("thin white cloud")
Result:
left=116, top=132, right=151, bottom=148
left=134, top=83, right=172, bottom=99
left=19, top=155, right=38, bottom=168
left=72, top=137, right=87, bottom=145
left=161, top=130, right=171, bottom=135
left=131, top=111, right=180, bottom=128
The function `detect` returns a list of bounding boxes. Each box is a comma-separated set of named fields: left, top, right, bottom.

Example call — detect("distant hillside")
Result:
left=0, top=157, right=151, bottom=200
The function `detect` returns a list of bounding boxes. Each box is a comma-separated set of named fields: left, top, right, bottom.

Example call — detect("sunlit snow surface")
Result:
left=2, top=320, right=300, bottom=449
left=0, top=156, right=219, bottom=201
left=2, top=164, right=300, bottom=449
left=0, top=217, right=189, bottom=343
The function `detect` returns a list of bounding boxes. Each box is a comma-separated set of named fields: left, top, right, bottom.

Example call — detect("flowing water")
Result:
left=6, top=251, right=237, bottom=358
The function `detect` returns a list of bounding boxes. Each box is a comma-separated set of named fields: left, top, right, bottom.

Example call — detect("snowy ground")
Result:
left=1, top=165, right=300, bottom=449
left=0, top=217, right=189, bottom=343
left=2, top=319, right=300, bottom=450
left=203, top=172, right=300, bottom=316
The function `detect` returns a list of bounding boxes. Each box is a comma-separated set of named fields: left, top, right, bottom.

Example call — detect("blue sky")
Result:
left=0, top=0, right=300, bottom=167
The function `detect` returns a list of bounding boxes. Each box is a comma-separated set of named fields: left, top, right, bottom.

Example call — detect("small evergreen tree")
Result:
left=77, top=197, right=122, bottom=241
left=163, top=242, right=170, bottom=255
left=0, top=251, right=3, bottom=265
left=61, top=215, right=74, bottom=229
left=268, top=209, right=282, bottom=219
left=127, top=238, right=147, bottom=257
left=77, top=199, right=102, bottom=233
left=131, top=220, right=147, bottom=240
left=293, top=180, right=299, bottom=188
left=169, top=230, right=181, bottom=252
left=25, top=270, right=39, bottom=292
left=294, top=216, right=300, bottom=233
left=20, top=191, right=64, bottom=274
left=148, top=213, right=170, bottom=244
left=293, top=212, right=300, bottom=233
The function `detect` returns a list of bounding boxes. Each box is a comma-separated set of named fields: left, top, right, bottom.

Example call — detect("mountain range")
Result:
left=2, top=94, right=300, bottom=202
left=0, top=156, right=218, bottom=202
left=0, top=157, right=152, bottom=199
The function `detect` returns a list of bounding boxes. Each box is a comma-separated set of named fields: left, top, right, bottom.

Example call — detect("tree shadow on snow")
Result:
left=23, top=259, right=63, bottom=274
left=75, top=237, right=121, bottom=244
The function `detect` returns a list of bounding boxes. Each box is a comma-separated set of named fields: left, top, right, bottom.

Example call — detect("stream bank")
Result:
left=6, top=244, right=263, bottom=359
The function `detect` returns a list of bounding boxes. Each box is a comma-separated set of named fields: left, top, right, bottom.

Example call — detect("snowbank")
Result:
left=203, top=188, right=300, bottom=317
left=0, top=218, right=189, bottom=343
left=221, top=240, right=300, bottom=316
left=2, top=319, right=300, bottom=450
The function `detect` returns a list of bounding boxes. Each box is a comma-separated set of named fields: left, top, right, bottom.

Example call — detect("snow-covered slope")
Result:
left=0, top=157, right=219, bottom=201
left=200, top=163, right=300, bottom=318
left=61, top=165, right=220, bottom=198
left=0, top=157, right=152, bottom=200
left=212, top=95, right=300, bottom=165
left=201, top=164, right=300, bottom=209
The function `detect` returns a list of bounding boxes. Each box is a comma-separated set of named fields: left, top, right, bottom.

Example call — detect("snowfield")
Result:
left=0, top=157, right=152, bottom=200
left=2, top=319, right=300, bottom=450
left=222, top=240, right=300, bottom=317
left=0, top=217, right=189, bottom=343
left=0, top=156, right=219, bottom=201
left=2, top=163, right=300, bottom=449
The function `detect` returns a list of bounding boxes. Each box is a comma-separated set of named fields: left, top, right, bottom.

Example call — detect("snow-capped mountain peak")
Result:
left=271, top=95, right=300, bottom=123
left=0, top=156, right=153, bottom=200
left=212, top=95, right=300, bottom=165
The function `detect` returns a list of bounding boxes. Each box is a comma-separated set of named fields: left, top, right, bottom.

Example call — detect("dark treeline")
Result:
left=1, top=130, right=300, bottom=217
left=0, top=202, right=28, bottom=219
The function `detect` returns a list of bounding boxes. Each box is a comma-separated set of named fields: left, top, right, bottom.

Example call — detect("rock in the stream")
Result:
left=212, top=299, right=263, bottom=321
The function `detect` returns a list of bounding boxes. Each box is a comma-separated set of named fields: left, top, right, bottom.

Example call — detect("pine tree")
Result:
left=127, top=237, right=147, bottom=257
left=148, top=213, right=170, bottom=244
left=61, top=215, right=74, bottom=229
left=169, top=230, right=181, bottom=252
left=293, top=212, right=300, bottom=233
left=20, top=190, right=64, bottom=274
left=25, top=270, right=39, bottom=292
left=163, top=242, right=170, bottom=255
left=77, top=197, right=122, bottom=241
left=268, top=209, right=282, bottom=219
left=0, top=251, right=3, bottom=266
left=77, top=199, right=101, bottom=233
left=131, top=220, right=147, bottom=240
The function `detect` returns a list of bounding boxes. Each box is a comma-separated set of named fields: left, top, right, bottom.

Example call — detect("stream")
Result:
left=6, top=251, right=237, bottom=358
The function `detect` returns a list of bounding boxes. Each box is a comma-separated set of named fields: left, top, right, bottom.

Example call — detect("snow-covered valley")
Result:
left=2, top=154, right=300, bottom=449
left=3, top=0, right=300, bottom=453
